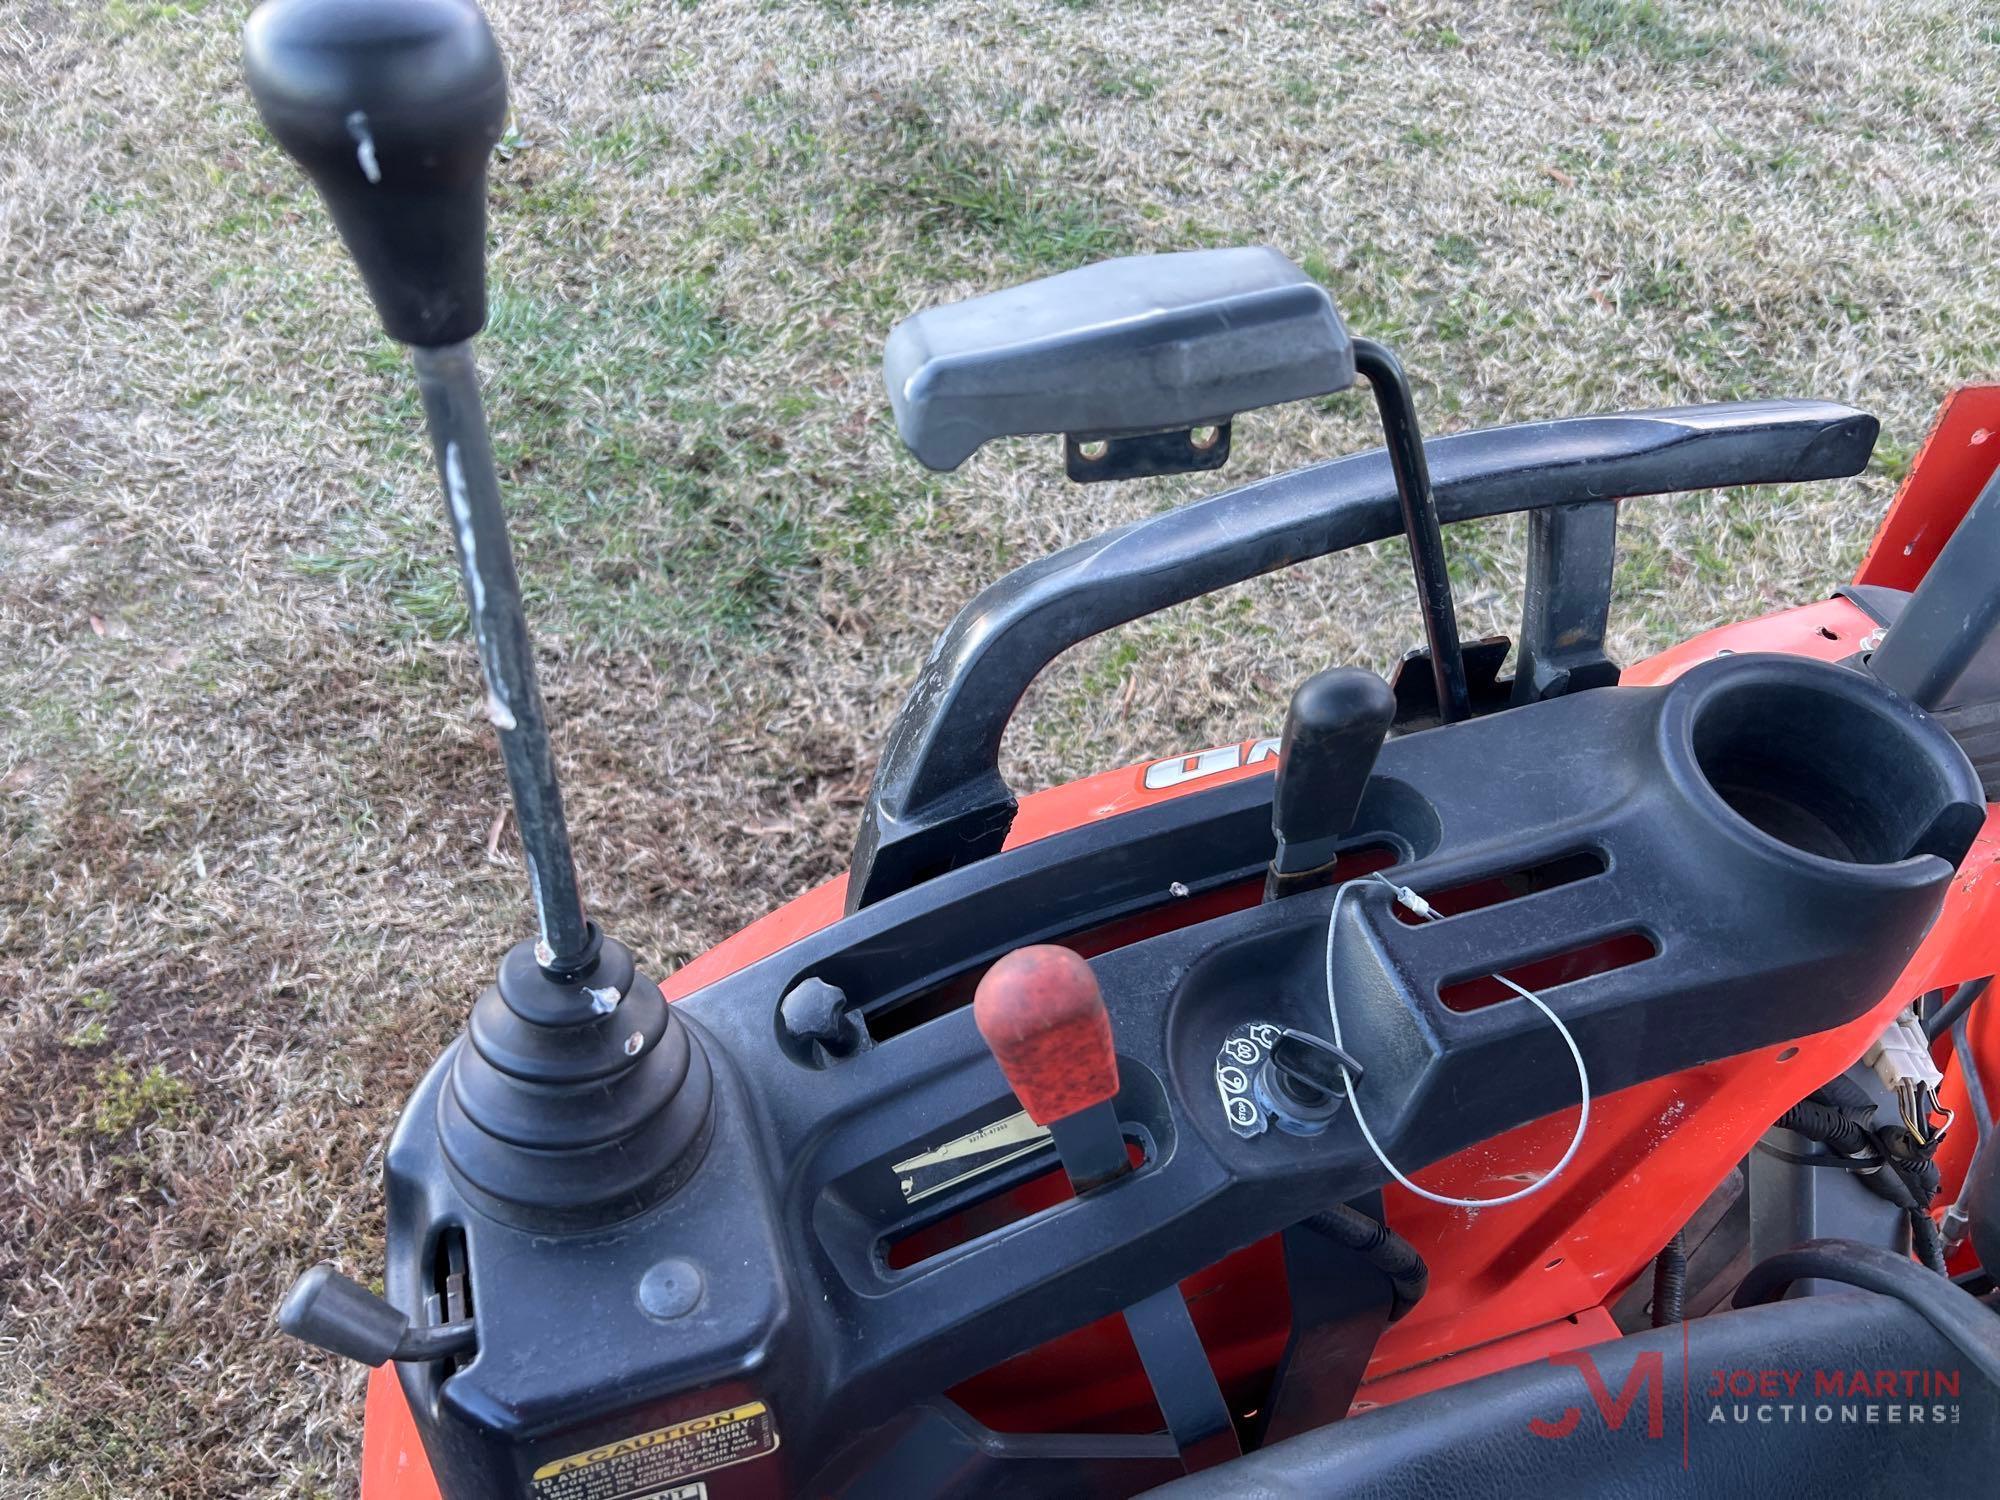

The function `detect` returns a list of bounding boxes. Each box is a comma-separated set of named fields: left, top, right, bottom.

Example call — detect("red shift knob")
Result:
left=973, top=946, right=1119, bottom=1125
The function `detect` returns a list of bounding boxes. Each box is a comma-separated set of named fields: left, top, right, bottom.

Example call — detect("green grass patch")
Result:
left=893, top=137, right=1133, bottom=270
left=698, top=93, right=1136, bottom=295
left=1869, top=434, right=1918, bottom=486
left=103, top=0, right=209, bottom=34
left=65, top=1019, right=112, bottom=1050
left=1300, top=245, right=1414, bottom=351
left=1555, top=0, right=1721, bottom=65
left=1082, top=637, right=1142, bottom=698
left=1279, top=74, right=1322, bottom=108
left=297, top=278, right=923, bottom=652
left=1091, top=62, right=1160, bottom=101
left=583, top=118, right=679, bottom=170
left=820, top=475, right=939, bottom=565
left=89, top=1063, right=195, bottom=1137
left=1434, top=234, right=1481, bottom=267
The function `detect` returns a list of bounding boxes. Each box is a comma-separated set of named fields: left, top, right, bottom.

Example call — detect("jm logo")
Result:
left=1529, top=1350, right=1667, bottom=1441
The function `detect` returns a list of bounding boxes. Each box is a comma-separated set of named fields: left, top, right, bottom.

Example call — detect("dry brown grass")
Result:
left=4, top=0, right=1999, bottom=1494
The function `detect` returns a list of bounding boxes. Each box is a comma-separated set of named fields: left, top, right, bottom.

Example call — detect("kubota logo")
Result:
left=1140, top=736, right=1281, bottom=790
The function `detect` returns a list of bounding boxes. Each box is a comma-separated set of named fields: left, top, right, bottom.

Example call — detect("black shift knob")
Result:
left=244, top=0, right=507, bottom=346
left=1270, top=667, right=1396, bottom=880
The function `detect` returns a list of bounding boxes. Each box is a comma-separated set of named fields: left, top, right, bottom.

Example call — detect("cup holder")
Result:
left=1676, top=659, right=1983, bottom=868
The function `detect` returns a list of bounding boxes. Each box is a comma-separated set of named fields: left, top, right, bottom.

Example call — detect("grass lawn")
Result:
left=4, top=0, right=1999, bottom=1494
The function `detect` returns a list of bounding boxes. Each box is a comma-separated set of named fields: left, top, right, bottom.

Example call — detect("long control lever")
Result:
left=245, top=0, right=590, bottom=973
left=975, top=948, right=1241, bottom=1471
left=244, top=0, right=710, bottom=1258
left=1352, top=340, right=1470, bottom=725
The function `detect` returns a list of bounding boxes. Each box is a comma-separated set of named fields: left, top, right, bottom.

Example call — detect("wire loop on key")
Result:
left=1324, top=873, right=1592, bottom=1208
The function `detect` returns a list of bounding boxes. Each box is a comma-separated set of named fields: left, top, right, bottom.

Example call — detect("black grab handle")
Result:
left=845, top=399, right=1878, bottom=911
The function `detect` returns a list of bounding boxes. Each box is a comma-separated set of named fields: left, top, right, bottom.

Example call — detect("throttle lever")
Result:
left=973, top=945, right=1127, bottom=1191
left=973, top=946, right=1240, bottom=1470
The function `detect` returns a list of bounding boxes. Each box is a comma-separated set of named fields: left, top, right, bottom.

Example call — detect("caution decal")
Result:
left=530, top=1402, right=777, bottom=1500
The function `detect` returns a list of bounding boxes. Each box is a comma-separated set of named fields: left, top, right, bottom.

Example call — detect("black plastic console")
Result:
left=380, top=649, right=1980, bottom=1496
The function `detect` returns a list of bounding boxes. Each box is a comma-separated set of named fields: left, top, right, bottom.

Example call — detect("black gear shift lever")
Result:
left=247, top=0, right=591, bottom=974
left=244, top=0, right=710, bottom=1242
left=245, top=0, right=505, bottom=348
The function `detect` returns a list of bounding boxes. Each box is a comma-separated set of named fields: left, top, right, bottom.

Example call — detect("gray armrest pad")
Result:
left=883, top=247, right=1354, bottom=470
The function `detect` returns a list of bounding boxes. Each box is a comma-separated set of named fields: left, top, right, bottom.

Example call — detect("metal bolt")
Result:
left=1942, top=1201, right=1970, bottom=1254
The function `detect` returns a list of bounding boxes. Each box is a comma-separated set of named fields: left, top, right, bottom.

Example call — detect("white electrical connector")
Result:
left=1864, top=1007, right=1944, bottom=1095
left=1384, top=882, right=1436, bottom=920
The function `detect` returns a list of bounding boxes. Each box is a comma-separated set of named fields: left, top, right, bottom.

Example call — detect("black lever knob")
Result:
left=1269, top=667, right=1396, bottom=889
left=244, top=0, right=508, bottom=346
left=278, top=1263, right=476, bottom=1367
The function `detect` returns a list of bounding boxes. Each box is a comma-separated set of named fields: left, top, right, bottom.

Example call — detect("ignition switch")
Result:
left=1215, top=1022, right=1363, bottom=1138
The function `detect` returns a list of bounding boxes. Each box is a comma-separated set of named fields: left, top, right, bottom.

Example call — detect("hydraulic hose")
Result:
left=1924, top=976, right=1992, bottom=1041
left=1304, top=1205, right=1430, bottom=1321
left=1955, top=1016, right=1994, bottom=1140
left=1651, top=1231, right=1688, bottom=1327
left=1944, top=1017, right=1991, bottom=1258
left=1733, top=1238, right=2000, bottom=1390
